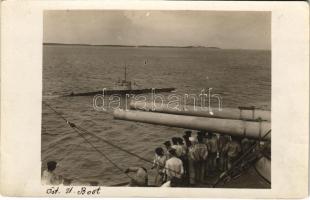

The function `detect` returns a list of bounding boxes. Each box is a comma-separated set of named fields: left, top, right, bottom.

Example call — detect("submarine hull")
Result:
left=66, top=87, right=176, bottom=97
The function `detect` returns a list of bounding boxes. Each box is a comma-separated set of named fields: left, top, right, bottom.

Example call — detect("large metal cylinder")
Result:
left=255, top=156, right=271, bottom=182
left=114, top=110, right=271, bottom=140
left=130, top=101, right=271, bottom=121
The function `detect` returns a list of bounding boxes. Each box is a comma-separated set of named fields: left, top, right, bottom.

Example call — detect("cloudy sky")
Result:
left=44, top=10, right=271, bottom=50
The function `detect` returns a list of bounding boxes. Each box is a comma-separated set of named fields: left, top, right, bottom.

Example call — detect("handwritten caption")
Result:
left=46, top=186, right=101, bottom=195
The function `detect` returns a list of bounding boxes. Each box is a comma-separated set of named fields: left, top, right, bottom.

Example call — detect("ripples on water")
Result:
left=42, top=45, right=271, bottom=185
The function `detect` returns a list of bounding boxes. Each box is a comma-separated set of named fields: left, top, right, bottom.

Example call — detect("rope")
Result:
left=43, top=101, right=153, bottom=165
left=75, top=126, right=153, bottom=165
left=43, top=101, right=188, bottom=180
left=43, top=101, right=132, bottom=179
left=71, top=126, right=132, bottom=179
left=75, top=122, right=193, bottom=182
left=43, top=102, right=69, bottom=123
left=74, top=123, right=193, bottom=181
left=262, top=129, right=271, bottom=139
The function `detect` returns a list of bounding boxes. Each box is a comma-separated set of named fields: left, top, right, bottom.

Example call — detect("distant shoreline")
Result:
left=43, top=43, right=221, bottom=49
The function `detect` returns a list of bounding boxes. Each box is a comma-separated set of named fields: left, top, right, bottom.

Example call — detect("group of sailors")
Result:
left=42, top=130, right=257, bottom=187
left=148, top=130, right=255, bottom=187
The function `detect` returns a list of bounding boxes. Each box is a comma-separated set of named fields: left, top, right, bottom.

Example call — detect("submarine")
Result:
left=66, top=66, right=176, bottom=97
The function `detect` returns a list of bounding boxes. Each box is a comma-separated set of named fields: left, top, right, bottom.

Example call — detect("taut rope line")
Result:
left=43, top=101, right=133, bottom=179
left=43, top=101, right=193, bottom=181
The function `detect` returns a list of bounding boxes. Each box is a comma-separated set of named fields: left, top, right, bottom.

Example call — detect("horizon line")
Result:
left=43, top=42, right=271, bottom=51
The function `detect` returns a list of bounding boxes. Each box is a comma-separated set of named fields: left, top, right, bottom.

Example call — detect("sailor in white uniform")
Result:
left=41, top=161, right=63, bottom=185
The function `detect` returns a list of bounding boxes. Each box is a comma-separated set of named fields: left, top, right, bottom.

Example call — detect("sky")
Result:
left=44, top=10, right=271, bottom=50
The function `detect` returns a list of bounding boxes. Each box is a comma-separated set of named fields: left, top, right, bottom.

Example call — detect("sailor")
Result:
left=196, top=131, right=210, bottom=177
left=177, top=137, right=189, bottom=184
left=124, top=167, right=148, bottom=187
left=189, top=135, right=208, bottom=183
left=197, top=130, right=208, bottom=143
left=183, top=130, right=192, bottom=149
left=163, top=140, right=172, bottom=151
left=241, top=137, right=253, bottom=153
left=152, top=147, right=167, bottom=186
left=171, top=137, right=183, bottom=158
left=183, top=135, right=191, bottom=148
left=41, top=161, right=64, bottom=185
left=184, top=130, right=192, bottom=138
left=218, top=134, right=230, bottom=171
left=177, top=137, right=187, bottom=156
left=163, top=140, right=172, bottom=158
left=164, top=148, right=184, bottom=187
left=224, top=136, right=242, bottom=170
left=206, top=132, right=219, bottom=174
left=187, top=136, right=197, bottom=185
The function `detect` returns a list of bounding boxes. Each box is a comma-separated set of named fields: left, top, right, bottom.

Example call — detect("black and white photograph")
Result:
left=1, top=0, right=309, bottom=197
left=40, top=10, right=272, bottom=188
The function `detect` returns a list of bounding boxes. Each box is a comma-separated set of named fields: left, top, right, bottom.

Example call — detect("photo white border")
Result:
left=1, top=1, right=309, bottom=198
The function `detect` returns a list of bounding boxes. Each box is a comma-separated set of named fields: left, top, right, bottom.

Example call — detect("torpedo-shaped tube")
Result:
left=114, top=109, right=271, bottom=140
left=129, top=101, right=271, bottom=122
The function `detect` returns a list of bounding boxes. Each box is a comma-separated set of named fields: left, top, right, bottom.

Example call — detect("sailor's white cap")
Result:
left=189, top=136, right=197, bottom=142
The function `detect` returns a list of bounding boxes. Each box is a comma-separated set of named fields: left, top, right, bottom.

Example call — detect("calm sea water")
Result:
left=42, top=45, right=271, bottom=185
